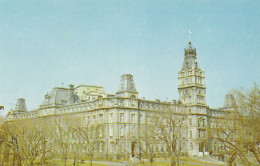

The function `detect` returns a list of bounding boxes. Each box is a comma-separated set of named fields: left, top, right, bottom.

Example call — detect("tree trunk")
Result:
left=0, top=151, right=3, bottom=166
left=63, top=158, right=67, bottom=166
left=4, top=145, right=10, bottom=165
left=30, top=160, right=34, bottom=166
left=170, top=155, right=176, bottom=166
left=16, top=156, right=22, bottom=166
left=41, top=140, right=46, bottom=163
left=90, top=155, right=93, bottom=166
left=73, top=150, right=77, bottom=166
left=228, top=153, right=236, bottom=166
left=171, top=160, right=176, bottom=166
left=63, top=147, right=67, bottom=166
left=12, top=153, right=16, bottom=166
left=150, top=160, right=153, bottom=166
left=250, top=148, right=260, bottom=164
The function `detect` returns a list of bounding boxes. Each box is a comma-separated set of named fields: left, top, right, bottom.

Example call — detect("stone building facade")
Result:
left=6, top=42, right=234, bottom=158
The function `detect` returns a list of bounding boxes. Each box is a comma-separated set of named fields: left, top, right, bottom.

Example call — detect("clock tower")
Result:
left=178, top=42, right=206, bottom=107
left=178, top=42, right=208, bottom=156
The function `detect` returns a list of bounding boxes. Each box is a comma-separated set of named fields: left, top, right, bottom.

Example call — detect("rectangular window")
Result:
left=109, top=113, right=113, bottom=122
left=99, top=143, right=103, bottom=152
left=181, top=117, right=185, bottom=126
left=120, top=126, right=125, bottom=137
left=119, top=113, right=124, bottom=122
left=147, top=115, right=151, bottom=124
left=86, top=116, right=90, bottom=123
left=119, top=142, right=124, bottom=152
left=93, top=115, right=96, bottom=123
left=189, top=118, right=192, bottom=126
left=109, top=143, right=114, bottom=153
left=199, top=142, right=204, bottom=152
left=140, top=114, right=144, bottom=124
left=99, top=114, right=103, bottom=123
left=130, top=126, right=135, bottom=137
left=198, top=129, right=205, bottom=138
left=131, top=113, right=135, bottom=123
left=205, top=142, right=208, bottom=152
left=99, top=127, right=103, bottom=138
left=109, top=125, right=113, bottom=137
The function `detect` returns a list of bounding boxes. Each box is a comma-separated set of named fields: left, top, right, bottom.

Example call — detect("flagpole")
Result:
left=189, top=30, right=192, bottom=42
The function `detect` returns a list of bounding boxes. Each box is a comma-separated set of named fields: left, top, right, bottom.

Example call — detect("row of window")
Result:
left=179, top=77, right=204, bottom=86
left=85, top=113, right=143, bottom=123
left=59, top=141, right=196, bottom=154
left=182, top=96, right=205, bottom=104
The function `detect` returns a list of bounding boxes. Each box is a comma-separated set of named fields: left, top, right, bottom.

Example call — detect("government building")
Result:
left=6, top=42, right=235, bottom=159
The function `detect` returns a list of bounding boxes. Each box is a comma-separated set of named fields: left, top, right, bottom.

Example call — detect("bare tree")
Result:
left=235, top=84, right=260, bottom=164
left=74, top=120, right=103, bottom=166
left=0, top=116, right=7, bottom=165
left=2, top=120, right=46, bottom=166
left=153, top=108, right=183, bottom=166
left=67, top=116, right=84, bottom=166
left=138, top=124, right=158, bottom=166
left=55, top=115, right=103, bottom=166
left=36, top=118, right=55, bottom=165
left=54, top=116, right=72, bottom=166
left=2, top=122, right=23, bottom=166
left=211, top=84, right=260, bottom=165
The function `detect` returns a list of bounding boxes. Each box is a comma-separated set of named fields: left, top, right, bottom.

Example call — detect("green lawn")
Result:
left=2, top=156, right=223, bottom=166
left=136, top=157, right=224, bottom=166
left=33, top=158, right=108, bottom=166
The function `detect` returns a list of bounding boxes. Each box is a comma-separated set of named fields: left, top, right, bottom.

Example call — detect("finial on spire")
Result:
left=189, top=30, right=192, bottom=42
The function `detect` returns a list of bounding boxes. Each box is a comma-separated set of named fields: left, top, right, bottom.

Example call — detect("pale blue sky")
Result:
left=0, top=0, right=259, bottom=116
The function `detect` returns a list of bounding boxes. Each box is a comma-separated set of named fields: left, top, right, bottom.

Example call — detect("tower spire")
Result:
left=178, top=42, right=206, bottom=106
left=182, top=42, right=198, bottom=70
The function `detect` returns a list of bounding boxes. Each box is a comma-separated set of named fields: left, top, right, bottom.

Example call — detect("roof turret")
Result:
left=182, top=42, right=199, bottom=70
left=224, top=93, right=237, bottom=108
left=15, top=98, right=27, bottom=112
left=116, top=74, right=138, bottom=98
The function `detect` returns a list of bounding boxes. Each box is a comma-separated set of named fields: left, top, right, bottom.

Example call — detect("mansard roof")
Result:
left=40, top=86, right=80, bottom=108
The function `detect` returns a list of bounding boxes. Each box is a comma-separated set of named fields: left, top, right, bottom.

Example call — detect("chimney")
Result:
left=68, top=84, right=75, bottom=104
